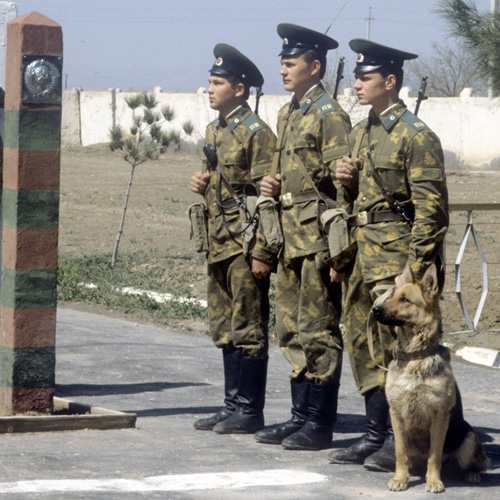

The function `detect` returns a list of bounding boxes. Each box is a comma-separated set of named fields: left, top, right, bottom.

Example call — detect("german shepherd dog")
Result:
left=372, top=264, right=489, bottom=493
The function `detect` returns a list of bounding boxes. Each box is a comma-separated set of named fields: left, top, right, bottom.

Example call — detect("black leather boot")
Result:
left=254, top=376, right=309, bottom=444
left=281, top=382, right=339, bottom=451
left=213, top=356, right=267, bottom=434
left=328, top=389, right=388, bottom=464
left=193, top=347, right=241, bottom=430
left=363, top=427, right=395, bottom=472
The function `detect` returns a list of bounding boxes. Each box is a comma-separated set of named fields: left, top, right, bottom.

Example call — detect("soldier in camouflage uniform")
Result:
left=327, top=39, right=449, bottom=471
left=190, top=44, right=277, bottom=434
left=254, top=24, right=351, bottom=451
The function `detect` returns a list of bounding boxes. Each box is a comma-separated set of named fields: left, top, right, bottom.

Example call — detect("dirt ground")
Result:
left=59, top=144, right=500, bottom=351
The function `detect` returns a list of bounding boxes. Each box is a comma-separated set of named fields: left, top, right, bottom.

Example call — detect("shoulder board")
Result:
left=240, top=114, right=264, bottom=134
left=228, top=113, right=263, bottom=133
left=208, top=118, right=218, bottom=126
left=315, top=93, right=337, bottom=115
left=400, top=110, right=428, bottom=131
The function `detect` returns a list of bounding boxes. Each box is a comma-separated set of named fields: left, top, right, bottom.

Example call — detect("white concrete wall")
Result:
left=61, top=86, right=500, bottom=171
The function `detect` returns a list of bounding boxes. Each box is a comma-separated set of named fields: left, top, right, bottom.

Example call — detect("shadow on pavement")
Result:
left=55, top=381, right=209, bottom=397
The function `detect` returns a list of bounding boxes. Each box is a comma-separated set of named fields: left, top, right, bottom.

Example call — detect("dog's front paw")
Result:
left=464, top=471, right=481, bottom=484
left=387, top=477, right=408, bottom=492
left=425, top=480, right=445, bottom=493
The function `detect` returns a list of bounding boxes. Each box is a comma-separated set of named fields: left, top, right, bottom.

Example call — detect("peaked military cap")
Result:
left=209, top=43, right=264, bottom=88
left=277, top=23, right=338, bottom=56
left=349, top=39, right=418, bottom=73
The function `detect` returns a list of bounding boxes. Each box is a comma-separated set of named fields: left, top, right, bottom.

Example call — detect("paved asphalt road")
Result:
left=0, top=307, right=498, bottom=499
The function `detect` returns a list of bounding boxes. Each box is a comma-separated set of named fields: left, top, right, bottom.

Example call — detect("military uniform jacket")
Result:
left=278, top=84, right=351, bottom=260
left=340, top=100, right=449, bottom=283
left=204, top=103, right=277, bottom=265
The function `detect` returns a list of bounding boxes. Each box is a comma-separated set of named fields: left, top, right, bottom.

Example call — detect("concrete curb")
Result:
left=456, top=346, right=500, bottom=368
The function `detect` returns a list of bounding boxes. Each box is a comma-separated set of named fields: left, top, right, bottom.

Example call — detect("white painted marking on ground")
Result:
left=81, top=283, right=207, bottom=308
left=0, top=470, right=327, bottom=494
left=121, top=286, right=207, bottom=308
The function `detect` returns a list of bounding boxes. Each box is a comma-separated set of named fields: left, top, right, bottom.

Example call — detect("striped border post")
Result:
left=0, top=12, right=62, bottom=415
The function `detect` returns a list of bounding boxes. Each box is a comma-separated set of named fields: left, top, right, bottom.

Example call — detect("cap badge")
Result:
left=215, top=57, right=223, bottom=66
left=283, top=38, right=289, bottom=45
left=357, top=53, right=364, bottom=62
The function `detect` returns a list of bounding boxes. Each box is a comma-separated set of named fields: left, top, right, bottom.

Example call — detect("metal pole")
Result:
left=366, top=7, right=374, bottom=40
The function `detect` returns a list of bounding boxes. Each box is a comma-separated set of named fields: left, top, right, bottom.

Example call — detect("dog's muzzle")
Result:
left=372, top=305, right=405, bottom=326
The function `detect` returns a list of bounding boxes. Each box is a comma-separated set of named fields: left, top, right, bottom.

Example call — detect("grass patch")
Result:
left=58, top=251, right=207, bottom=324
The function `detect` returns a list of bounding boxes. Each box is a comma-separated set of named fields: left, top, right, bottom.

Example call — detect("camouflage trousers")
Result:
left=275, top=251, right=343, bottom=384
left=343, top=258, right=397, bottom=396
left=207, top=253, right=269, bottom=358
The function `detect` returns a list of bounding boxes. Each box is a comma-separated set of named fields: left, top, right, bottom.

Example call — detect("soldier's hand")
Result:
left=251, top=257, right=273, bottom=279
left=260, top=174, right=282, bottom=198
left=335, top=156, right=359, bottom=188
left=330, top=268, right=344, bottom=283
left=190, top=171, right=210, bottom=195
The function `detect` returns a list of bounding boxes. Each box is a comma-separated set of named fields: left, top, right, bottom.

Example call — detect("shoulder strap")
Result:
left=350, top=124, right=366, bottom=160
left=216, top=163, right=242, bottom=207
left=295, top=155, right=322, bottom=199
left=366, top=126, right=413, bottom=227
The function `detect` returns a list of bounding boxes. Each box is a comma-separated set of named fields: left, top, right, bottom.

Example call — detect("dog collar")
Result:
left=392, top=344, right=438, bottom=361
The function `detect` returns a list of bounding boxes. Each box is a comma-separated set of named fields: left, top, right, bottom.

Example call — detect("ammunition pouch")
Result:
left=255, top=195, right=283, bottom=251
left=316, top=196, right=338, bottom=237
left=240, top=195, right=258, bottom=256
left=320, top=207, right=358, bottom=272
left=188, top=202, right=209, bottom=254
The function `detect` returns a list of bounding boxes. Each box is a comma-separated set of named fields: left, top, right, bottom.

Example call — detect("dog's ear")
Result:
left=400, top=264, right=415, bottom=285
left=421, top=264, right=439, bottom=295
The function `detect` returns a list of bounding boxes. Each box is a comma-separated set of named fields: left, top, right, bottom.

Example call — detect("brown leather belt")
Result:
left=349, top=210, right=407, bottom=227
left=280, top=189, right=319, bottom=208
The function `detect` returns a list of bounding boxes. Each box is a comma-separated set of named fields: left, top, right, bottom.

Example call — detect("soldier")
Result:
left=254, top=24, right=351, bottom=451
left=190, top=44, right=277, bottom=434
left=327, top=39, right=449, bottom=471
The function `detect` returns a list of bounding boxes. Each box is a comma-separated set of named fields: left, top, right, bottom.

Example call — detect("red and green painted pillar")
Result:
left=0, top=12, right=62, bottom=415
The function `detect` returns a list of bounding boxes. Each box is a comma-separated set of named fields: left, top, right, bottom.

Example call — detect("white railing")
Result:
left=448, top=203, right=500, bottom=334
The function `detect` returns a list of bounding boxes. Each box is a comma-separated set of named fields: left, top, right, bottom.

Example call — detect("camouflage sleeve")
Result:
left=248, top=127, right=278, bottom=264
left=247, top=126, right=277, bottom=185
left=336, top=127, right=360, bottom=213
left=319, top=108, right=351, bottom=177
left=406, top=130, right=449, bottom=279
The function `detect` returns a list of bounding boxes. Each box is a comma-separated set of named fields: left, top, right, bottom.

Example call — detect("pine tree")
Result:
left=437, top=0, right=500, bottom=95
left=108, top=92, right=175, bottom=267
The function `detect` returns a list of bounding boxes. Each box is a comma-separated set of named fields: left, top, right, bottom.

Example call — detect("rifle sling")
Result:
left=216, top=164, right=243, bottom=210
left=351, top=125, right=366, bottom=161
left=366, top=126, right=412, bottom=227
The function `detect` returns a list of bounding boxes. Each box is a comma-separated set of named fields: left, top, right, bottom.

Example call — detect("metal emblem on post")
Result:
left=21, top=54, right=63, bottom=104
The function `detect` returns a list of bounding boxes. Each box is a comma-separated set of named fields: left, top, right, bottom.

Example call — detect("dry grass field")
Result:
left=59, top=144, right=500, bottom=351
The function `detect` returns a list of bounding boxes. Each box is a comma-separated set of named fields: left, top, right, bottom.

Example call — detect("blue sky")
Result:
left=13, top=0, right=494, bottom=94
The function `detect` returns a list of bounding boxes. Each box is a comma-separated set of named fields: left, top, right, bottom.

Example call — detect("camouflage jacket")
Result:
left=203, top=103, right=277, bottom=264
left=339, top=100, right=449, bottom=283
left=278, top=84, right=351, bottom=259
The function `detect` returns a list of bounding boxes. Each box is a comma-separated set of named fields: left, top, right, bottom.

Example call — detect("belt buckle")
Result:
left=281, top=192, right=293, bottom=208
left=357, top=211, right=369, bottom=227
